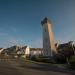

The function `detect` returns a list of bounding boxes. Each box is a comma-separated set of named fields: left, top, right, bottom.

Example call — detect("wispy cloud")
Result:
left=11, top=27, right=17, bottom=33
left=55, top=26, right=75, bottom=44
left=31, top=38, right=42, bottom=48
left=0, top=32, right=8, bottom=36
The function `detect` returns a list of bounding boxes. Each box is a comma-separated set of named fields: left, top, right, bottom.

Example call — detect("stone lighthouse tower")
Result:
left=41, top=17, right=57, bottom=57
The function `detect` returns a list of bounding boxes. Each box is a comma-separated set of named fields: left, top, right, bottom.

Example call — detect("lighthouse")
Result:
left=41, top=17, right=57, bottom=57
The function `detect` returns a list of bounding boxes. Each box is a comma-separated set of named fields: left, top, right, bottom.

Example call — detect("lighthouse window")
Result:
left=45, top=38, right=47, bottom=42
left=45, top=28, right=46, bottom=32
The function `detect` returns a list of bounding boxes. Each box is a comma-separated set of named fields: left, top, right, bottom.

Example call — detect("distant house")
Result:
left=56, top=41, right=74, bottom=50
left=56, top=43, right=70, bottom=51
left=6, top=45, right=20, bottom=55
left=0, top=48, right=4, bottom=54
left=17, top=46, right=30, bottom=58
left=30, top=48, right=43, bottom=57
left=17, top=47, right=43, bottom=58
left=55, top=41, right=75, bottom=56
left=0, top=45, right=43, bottom=59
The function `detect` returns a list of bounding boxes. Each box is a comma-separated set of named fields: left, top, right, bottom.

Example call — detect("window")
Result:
left=45, top=28, right=46, bottom=32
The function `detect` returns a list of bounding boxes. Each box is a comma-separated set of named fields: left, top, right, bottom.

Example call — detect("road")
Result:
left=0, top=59, right=75, bottom=75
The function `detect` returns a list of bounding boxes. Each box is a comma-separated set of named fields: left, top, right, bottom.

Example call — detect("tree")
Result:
left=56, top=41, right=75, bottom=64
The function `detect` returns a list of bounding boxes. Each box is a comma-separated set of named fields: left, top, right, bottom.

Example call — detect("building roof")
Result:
left=57, top=41, right=73, bottom=50
left=21, top=46, right=27, bottom=49
left=30, top=48, right=43, bottom=51
left=0, top=48, right=3, bottom=50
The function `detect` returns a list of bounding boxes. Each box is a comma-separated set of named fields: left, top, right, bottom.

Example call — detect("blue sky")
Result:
left=0, top=0, right=75, bottom=48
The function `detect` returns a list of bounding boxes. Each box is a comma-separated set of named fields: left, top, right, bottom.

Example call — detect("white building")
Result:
left=30, top=48, right=43, bottom=56
left=0, top=45, right=43, bottom=58
left=16, top=46, right=30, bottom=58
left=0, top=48, right=4, bottom=54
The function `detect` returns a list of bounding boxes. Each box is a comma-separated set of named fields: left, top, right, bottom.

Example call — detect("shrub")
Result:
left=31, top=55, right=55, bottom=63
left=69, top=56, right=75, bottom=69
left=54, top=54, right=66, bottom=64
left=30, top=55, right=37, bottom=61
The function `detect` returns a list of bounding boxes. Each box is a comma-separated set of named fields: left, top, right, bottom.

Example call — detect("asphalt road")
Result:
left=0, top=59, right=75, bottom=75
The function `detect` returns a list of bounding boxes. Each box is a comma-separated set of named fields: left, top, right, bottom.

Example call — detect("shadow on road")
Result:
left=20, top=61, right=75, bottom=75
left=0, top=59, right=75, bottom=75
